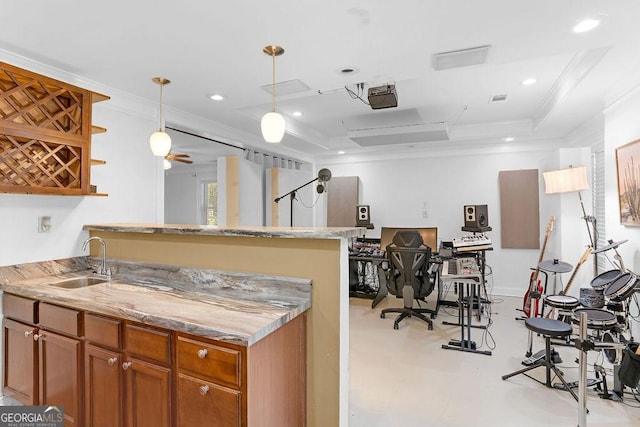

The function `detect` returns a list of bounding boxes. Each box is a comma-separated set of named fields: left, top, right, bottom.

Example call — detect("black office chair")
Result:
left=380, top=230, right=436, bottom=330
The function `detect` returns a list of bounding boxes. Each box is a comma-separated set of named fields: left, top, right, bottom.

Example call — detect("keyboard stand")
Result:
left=441, top=276, right=492, bottom=356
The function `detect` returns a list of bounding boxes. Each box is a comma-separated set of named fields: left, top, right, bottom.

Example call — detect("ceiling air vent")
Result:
left=260, top=79, right=310, bottom=96
left=432, top=45, right=491, bottom=71
left=490, top=94, right=508, bottom=103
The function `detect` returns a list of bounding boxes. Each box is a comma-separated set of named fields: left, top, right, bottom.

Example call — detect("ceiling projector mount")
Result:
left=344, top=82, right=398, bottom=110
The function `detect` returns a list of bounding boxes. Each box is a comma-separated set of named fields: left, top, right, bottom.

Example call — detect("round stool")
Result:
left=502, top=318, right=578, bottom=402
left=526, top=317, right=572, bottom=338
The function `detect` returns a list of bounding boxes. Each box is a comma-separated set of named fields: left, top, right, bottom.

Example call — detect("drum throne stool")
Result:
left=502, top=317, right=579, bottom=402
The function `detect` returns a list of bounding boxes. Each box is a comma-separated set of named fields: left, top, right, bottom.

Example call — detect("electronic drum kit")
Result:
left=524, top=239, right=640, bottom=426
left=541, top=239, right=639, bottom=365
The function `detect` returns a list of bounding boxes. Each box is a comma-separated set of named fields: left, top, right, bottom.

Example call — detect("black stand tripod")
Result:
left=274, top=169, right=331, bottom=227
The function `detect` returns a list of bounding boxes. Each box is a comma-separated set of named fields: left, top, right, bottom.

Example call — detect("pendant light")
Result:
left=149, top=77, right=172, bottom=156
left=261, top=45, right=285, bottom=143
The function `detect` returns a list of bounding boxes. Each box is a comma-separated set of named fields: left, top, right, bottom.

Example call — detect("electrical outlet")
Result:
left=38, top=216, right=51, bottom=233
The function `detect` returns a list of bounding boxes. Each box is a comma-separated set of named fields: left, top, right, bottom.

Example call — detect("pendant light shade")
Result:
left=150, top=77, right=172, bottom=157
left=151, top=131, right=172, bottom=156
left=261, top=111, right=286, bottom=143
left=261, top=45, right=285, bottom=143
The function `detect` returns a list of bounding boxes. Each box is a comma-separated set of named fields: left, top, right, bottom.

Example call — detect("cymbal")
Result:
left=593, top=239, right=628, bottom=254
left=538, top=259, right=573, bottom=273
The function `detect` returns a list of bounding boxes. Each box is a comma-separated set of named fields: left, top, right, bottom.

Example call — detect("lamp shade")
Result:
left=543, top=166, right=588, bottom=194
left=149, top=131, right=172, bottom=156
left=261, top=112, right=286, bottom=143
left=163, top=159, right=172, bottom=170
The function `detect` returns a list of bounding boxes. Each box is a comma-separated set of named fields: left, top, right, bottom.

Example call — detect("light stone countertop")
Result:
left=83, top=223, right=364, bottom=239
left=0, top=258, right=311, bottom=346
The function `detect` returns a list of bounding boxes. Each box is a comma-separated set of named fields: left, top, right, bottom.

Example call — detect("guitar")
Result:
left=561, top=246, right=592, bottom=296
left=523, top=216, right=555, bottom=317
left=544, top=246, right=592, bottom=318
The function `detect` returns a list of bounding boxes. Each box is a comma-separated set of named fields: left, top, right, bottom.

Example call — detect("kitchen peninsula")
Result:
left=82, top=223, right=361, bottom=427
left=1, top=254, right=312, bottom=426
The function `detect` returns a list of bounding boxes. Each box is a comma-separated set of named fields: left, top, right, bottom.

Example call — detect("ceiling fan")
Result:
left=165, top=151, right=193, bottom=165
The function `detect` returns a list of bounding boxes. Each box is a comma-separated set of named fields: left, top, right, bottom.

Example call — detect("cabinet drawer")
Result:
left=125, top=323, right=171, bottom=365
left=85, top=313, right=122, bottom=349
left=176, top=373, right=241, bottom=427
left=3, top=293, right=37, bottom=324
left=38, top=303, right=81, bottom=337
left=177, top=336, right=242, bottom=389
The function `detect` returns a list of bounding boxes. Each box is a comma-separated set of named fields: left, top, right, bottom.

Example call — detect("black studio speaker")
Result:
left=356, top=205, right=371, bottom=226
left=464, top=205, right=489, bottom=228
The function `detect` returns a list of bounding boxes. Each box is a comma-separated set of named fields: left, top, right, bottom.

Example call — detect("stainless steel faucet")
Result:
left=82, top=236, right=110, bottom=278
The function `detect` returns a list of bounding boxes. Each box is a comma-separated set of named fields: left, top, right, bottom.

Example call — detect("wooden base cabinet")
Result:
left=85, top=348, right=172, bottom=427
left=2, top=318, right=38, bottom=405
left=3, top=294, right=306, bottom=427
left=2, top=296, right=83, bottom=427
left=85, top=314, right=172, bottom=427
left=85, top=344, right=123, bottom=427
left=176, top=314, right=307, bottom=427
left=125, top=357, right=171, bottom=427
left=177, top=374, right=241, bottom=427
left=39, top=330, right=83, bottom=427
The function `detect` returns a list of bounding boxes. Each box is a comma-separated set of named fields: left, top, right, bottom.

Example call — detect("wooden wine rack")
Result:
left=0, top=62, right=109, bottom=195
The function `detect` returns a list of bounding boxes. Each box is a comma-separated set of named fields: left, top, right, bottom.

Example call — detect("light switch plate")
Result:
left=38, top=216, right=51, bottom=233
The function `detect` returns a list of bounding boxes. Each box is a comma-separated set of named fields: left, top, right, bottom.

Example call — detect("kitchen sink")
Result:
left=49, top=276, right=109, bottom=289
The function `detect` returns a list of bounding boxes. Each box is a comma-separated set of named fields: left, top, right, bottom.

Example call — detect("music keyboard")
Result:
left=441, top=257, right=481, bottom=280
left=452, top=234, right=491, bottom=248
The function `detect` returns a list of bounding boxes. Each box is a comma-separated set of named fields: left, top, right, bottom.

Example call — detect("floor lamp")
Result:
left=543, top=165, right=598, bottom=275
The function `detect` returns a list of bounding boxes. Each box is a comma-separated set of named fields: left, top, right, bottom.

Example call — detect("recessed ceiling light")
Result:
left=337, top=66, right=359, bottom=75
left=208, top=94, right=224, bottom=101
left=338, top=150, right=345, bottom=154
left=521, top=78, right=537, bottom=86
left=292, top=111, right=303, bottom=117
left=503, top=137, right=515, bottom=142
left=573, top=18, right=600, bottom=33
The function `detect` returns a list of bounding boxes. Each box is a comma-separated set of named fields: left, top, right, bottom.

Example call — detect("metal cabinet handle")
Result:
left=197, top=349, right=208, bottom=359
left=107, top=357, right=118, bottom=366
left=33, top=333, right=44, bottom=341
left=24, top=330, right=34, bottom=338
left=199, top=385, right=209, bottom=396
left=122, top=361, right=132, bottom=370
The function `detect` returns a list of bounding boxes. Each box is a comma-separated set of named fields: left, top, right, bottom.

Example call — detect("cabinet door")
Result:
left=124, top=357, right=171, bottom=427
left=39, top=330, right=82, bottom=427
left=3, top=318, right=38, bottom=405
left=176, top=373, right=241, bottom=427
left=85, top=344, right=123, bottom=427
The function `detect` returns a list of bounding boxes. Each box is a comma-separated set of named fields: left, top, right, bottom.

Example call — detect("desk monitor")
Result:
left=380, top=227, right=438, bottom=252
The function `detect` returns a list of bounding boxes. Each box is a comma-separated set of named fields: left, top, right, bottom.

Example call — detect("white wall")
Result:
left=165, top=165, right=216, bottom=224
left=0, top=95, right=162, bottom=266
left=267, top=168, right=314, bottom=227
left=319, top=145, right=572, bottom=297
left=604, top=89, right=640, bottom=340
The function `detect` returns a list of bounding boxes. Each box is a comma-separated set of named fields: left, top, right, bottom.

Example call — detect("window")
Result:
left=203, top=181, right=217, bottom=225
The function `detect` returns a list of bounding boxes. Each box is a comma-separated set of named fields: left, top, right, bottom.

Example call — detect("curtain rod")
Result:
left=166, top=126, right=247, bottom=151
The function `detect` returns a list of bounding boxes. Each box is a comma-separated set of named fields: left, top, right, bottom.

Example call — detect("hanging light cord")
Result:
left=159, top=83, right=165, bottom=132
left=271, top=46, right=276, bottom=112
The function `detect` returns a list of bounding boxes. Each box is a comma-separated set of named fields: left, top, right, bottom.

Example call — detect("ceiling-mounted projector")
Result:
left=368, top=84, right=397, bottom=110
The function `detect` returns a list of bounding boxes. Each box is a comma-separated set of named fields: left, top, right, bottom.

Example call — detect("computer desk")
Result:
left=367, top=254, right=443, bottom=310
left=349, top=254, right=387, bottom=306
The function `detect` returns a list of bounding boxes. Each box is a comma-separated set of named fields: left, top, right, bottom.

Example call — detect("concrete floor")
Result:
left=1, top=293, right=639, bottom=426
left=349, top=293, right=640, bottom=427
